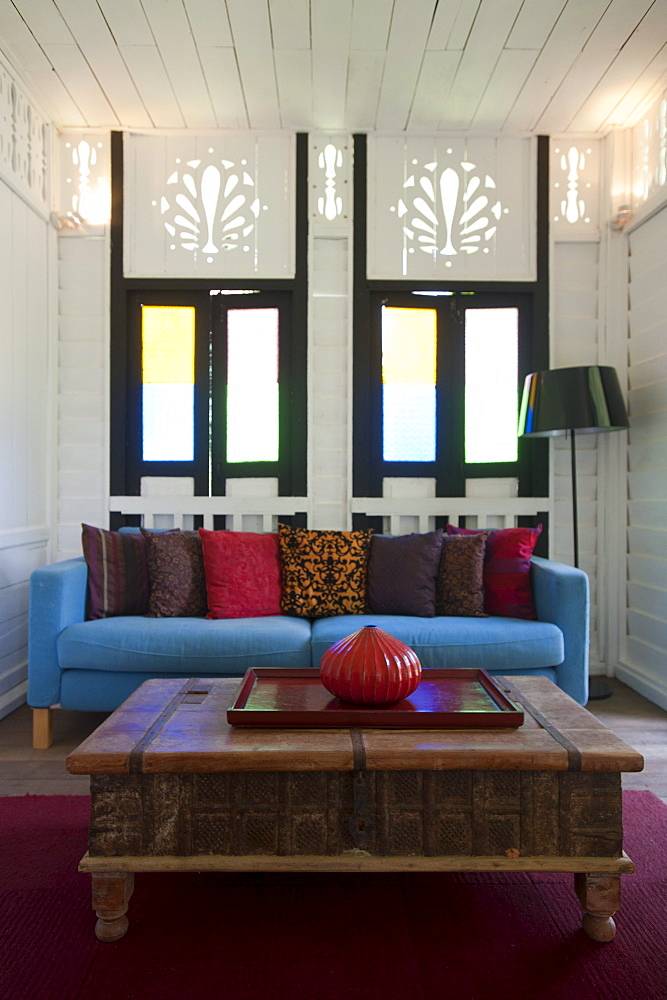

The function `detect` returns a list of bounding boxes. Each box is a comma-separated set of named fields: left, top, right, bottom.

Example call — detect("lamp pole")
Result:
left=570, top=430, right=579, bottom=569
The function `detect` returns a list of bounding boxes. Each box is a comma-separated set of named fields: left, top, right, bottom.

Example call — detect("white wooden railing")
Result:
left=350, top=497, right=551, bottom=535
left=109, top=496, right=309, bottom=532
left=110, top=495, right=551, bottom=534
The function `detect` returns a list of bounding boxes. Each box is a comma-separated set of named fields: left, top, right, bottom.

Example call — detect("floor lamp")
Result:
left=518, top=365, right=629, bottom=701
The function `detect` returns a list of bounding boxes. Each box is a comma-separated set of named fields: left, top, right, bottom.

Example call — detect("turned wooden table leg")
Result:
left=575, top=872, right=621, bottom=942
left=91, top=872, right=134, bottom=942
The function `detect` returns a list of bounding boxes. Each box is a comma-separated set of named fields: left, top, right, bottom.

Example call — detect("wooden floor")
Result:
left=0, top=678, right=665, bottom=802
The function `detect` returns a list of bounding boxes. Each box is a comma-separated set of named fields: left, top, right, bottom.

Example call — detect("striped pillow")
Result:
left=81, top=524, right=150, bottom=619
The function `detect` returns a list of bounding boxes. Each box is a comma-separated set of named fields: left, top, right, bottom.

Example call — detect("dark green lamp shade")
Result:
left=518, top=366, right=629, bottom=438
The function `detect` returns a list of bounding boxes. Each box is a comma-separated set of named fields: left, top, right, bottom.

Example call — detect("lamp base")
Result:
left=587, top=677, right=613, bottom=701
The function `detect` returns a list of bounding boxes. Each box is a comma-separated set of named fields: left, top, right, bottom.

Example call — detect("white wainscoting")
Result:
left=0, top=528, right=49, bottom=720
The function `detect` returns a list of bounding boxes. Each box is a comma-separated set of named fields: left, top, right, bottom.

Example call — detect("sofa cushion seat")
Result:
left=310, top=615, right=564, bottom=671
left=57, top=615, right=313, bottom=676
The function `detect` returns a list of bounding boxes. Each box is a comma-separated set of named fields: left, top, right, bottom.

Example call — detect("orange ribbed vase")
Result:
left=319, top=625, right=422, bottom=705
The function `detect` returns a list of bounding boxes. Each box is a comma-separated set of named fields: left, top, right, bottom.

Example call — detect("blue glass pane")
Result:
left=383, top=384, right=436, bottom=462
left=142, top=384, right=194, bottom=461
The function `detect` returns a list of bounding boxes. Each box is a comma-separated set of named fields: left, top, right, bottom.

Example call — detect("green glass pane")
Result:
left=465, top=308, right=519, bottom=464
left=226, top=308, right=279, bottom=463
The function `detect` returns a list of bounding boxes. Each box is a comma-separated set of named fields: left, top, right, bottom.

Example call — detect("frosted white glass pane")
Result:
left=226, top=308, right=279, bottom=463
left=226, top=384, right=279, bottom=463
left=383, top=384, right=436, bottom=462
left=465, top=308, right=518, bottom=463
left=142, top=384, right=194, bottom=461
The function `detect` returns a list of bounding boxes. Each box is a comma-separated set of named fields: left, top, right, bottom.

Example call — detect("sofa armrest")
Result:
left=530, top=555, right=589, bottom=705
left=28, top=558, right=88, bottom=708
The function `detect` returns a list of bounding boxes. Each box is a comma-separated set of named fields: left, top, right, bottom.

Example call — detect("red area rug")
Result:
left=1, top=790, right=665, bottom=1000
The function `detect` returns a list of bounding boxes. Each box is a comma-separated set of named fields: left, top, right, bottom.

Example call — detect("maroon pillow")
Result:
left=367, top=531, right=443, bottom=617
left=436, top=532, right=488, bottom=617
left=446, top=524, right=542, bottom=619
left=141, top=528, right=208, bottom=618
left=81, top=524, right=150, bottom=619
left=198, top=528, right=282, bottom=619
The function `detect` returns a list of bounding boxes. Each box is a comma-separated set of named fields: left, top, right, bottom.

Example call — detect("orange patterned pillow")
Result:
left=278, top=524, right=373, bottom=618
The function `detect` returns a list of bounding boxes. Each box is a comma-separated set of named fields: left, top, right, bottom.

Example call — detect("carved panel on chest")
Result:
left=88, top=769, right=623, bottom=860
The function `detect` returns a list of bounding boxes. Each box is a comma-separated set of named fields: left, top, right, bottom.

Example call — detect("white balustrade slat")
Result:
left=110, top=496, right=549, bottom=535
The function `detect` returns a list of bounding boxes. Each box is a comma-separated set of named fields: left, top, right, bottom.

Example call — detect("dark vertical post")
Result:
left=570, top=430, right=579, bottom=569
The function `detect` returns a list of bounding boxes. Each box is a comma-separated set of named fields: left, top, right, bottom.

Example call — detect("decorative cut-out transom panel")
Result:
left=633, top=90, right=667, bottom=206
left=0, top=59, right=49, bottom=209
left=124, top=133, right=295, bottom=279
left=59, top=133, right=110, bottom=225
left=309, top=135, right=351, bottom=225
left=550, top=139, right=600, bottom=237
left=368, top=136, right=535, bottom=281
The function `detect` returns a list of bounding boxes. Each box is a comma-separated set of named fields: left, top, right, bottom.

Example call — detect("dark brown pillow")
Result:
left=436, top=532, right=488, bottom=617
left=141, top=528, right=208, bottom=618
left=367, top=531, right=443, bottom=617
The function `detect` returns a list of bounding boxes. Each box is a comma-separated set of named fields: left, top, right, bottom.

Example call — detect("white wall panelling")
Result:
left=308, top=133, right=354, bottom=529
left=0, top=173, right=52, bottom=720
left=57, top=230, right=109, bottom=559
left=367, top=134, right=536, bottom=281
left=619, top=205, right=667, bottom=711
left=124, top=132, right=295, bottom=278
left=551, top=238, right=604, bottom=676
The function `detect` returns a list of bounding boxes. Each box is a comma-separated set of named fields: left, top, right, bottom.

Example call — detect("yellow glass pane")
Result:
left=142, top=306, right=195, bottom=384
left=382, top=307, right=436, bottom=385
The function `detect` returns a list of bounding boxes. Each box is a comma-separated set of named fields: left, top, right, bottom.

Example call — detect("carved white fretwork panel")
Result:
left=59, top=133, right=111, bottom=224
left=309, top=134, right=351, bottom=229
left=124, top=133, right=295, bottom=278
left=0, top=58, right=49, bottom=210
left=367, top=135, right=535, bottom=281
left=633, top=89, right=667, bottom=207
left=550, top=139, right=601, bottom=238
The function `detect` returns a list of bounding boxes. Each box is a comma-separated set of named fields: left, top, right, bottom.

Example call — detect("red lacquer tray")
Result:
left=227, top=668, right=524, bottom=729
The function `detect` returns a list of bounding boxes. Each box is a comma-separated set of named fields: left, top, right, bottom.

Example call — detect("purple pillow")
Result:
left=367, top=530, right=443, bottom=617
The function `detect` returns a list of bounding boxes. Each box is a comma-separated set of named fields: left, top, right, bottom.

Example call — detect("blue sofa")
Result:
left=27, top=553, right=589, bottom=747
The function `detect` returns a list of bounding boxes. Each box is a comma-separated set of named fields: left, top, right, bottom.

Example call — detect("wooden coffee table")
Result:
left=66, top=675, right=643, bottom=944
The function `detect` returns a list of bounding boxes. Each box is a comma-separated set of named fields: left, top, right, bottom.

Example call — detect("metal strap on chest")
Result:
left=349, top=728, right=374, bottom=850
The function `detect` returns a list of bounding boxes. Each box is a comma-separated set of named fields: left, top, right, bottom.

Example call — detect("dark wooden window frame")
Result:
left=352, top=133, right=550, bottom=503
left=110, top=131, right=308, bottom=502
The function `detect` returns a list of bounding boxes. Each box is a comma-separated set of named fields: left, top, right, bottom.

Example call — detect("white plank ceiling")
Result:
left=0, top=0, right=665, bottom=134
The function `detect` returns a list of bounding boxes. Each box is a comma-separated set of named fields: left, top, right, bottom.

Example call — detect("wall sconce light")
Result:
left=610, top=205, right=633, bottom=230
left=50, top=212, right=86, bottom=232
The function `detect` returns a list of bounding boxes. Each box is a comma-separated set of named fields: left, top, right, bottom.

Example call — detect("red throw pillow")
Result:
left=446, top=524, right=543, bottom=620
left=198, top=528, right=282, bottom=619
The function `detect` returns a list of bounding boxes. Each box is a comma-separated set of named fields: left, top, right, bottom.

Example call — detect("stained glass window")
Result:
left=141, top=305, right=195, bottom=461
left=464, top=308, right=518, bottom=463
left=382, top=306, right=437, bottom=462
left=226, top=308, right=279, bottom=463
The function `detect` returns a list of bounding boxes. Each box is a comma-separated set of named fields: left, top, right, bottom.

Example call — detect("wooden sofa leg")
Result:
left=33, top=708, right=53, bottom=749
